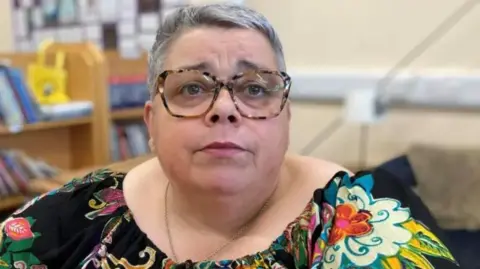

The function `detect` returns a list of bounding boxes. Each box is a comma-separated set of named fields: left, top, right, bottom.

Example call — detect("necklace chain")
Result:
left=164, top=182, right=271, bottom=263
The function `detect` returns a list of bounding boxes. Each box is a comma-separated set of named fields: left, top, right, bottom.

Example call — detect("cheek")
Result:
left=152, top=113, right=200, bottom=159
left=251, top=118, right=289, bottom=156
left=153, top=122, right=189, bottom=175
left=155, top=122, right=185, bottom=152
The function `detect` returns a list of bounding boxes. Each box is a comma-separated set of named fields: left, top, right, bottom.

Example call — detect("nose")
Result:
left=204, top=89, right=241, bottom=127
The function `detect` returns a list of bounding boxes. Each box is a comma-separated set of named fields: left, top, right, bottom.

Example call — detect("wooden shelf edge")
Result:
left=0, top=195, right=25, bottom=212
left=111, top=107, right=144, bottom=120
left=0, top=117, right=92, bottom=136
left=22, top=154, right=156, bottom=197
left=28, top=179, right=63, bottom=194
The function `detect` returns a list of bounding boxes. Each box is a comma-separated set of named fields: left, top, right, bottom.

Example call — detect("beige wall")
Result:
left=289, top=104, right=480, bottom=168
left=1, top=1, right=479, bottom=168
left=0, top=1, right=13, bottom=52
left=248, top=0, right=480, bottom=167
left=247, top=0, right=480, bottom=70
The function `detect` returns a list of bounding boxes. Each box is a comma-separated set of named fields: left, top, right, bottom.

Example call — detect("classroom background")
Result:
left=0, top=0, right=479, bottom=266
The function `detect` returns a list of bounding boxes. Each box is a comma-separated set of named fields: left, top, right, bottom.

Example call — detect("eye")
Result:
left=245, top=84, right=267, bottom=97
left=180, top=84, right=203, bottom=96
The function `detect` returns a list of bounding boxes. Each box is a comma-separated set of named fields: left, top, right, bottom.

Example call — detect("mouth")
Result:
left=199, top=141, right=246, bottom=156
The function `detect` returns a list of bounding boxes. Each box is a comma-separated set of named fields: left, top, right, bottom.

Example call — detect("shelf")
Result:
left=0, top=195, right=25, bottom=212
left=28, top=179, right=63, bottom=194
left=111, top=107, right=144, bottom=120
left=0, top=117, right=92, bottom=136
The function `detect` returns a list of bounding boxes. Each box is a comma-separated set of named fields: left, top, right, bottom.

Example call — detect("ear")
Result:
left=144, top=100, right=155, bottom=139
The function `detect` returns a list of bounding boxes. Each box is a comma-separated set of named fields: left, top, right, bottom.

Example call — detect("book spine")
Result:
left=9, top=68, right=41, bottom=123
left=0, top=68, right=25, bottom=129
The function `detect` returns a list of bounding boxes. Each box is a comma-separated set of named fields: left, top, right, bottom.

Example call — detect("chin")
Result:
left=194, top=169, right=252, bottom=194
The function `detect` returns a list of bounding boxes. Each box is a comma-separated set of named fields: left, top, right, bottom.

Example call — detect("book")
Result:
left=110, top=121, right=150, bottom=161
left=109, top=74, right=149, bottom=110
left=8, top=67, right=44, bottom=124
left=0, top=66, right=25, bottom=131
left=0, top=150, right=59, bottom=198
left=0, top=64, right=91, bottom=132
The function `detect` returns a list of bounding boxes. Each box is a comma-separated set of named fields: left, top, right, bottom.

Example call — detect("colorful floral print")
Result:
left=0, top=217, right=45, bottom=268
left=313, top=173, right=458, bottom=269
left=0, top=170, right=459, bottom=268
left=85, top=183, right=126, bottom=220
left=327, top=203, right=373, bottom=246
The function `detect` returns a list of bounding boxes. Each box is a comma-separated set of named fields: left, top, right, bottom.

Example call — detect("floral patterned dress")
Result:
left=0, top=168, right=459, bottom=269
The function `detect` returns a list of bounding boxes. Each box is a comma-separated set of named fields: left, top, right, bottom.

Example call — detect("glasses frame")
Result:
left=153, top=69, right=292, bottom=120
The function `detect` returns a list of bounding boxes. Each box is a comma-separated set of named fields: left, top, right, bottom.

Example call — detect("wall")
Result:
left=0, top=1, right=13, bottom=52
left=246, top=0, right=480, bottom=167
left=1, top=1, right=480, bottom=168
left=247, top=0, right=480, bottom=70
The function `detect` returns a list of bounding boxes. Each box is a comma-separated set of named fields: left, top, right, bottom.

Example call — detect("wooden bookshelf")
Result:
left=0, top=43, right=113, bottom=211
left=28, top=178, right=63, bottom=194
left=0, top=117, right=92, bottom=136
left=104, top=50, right=148, bottom=77
left=0, top=48, right=151, bottom=211
left=106, top=51, right=147, bottom=123
left=0, top=195, right=25, bottom=212
left=104, top=51, right=148, bottom=164
left=111, top=107, right=144, bottom=120
left=28, top=154, right=155, bottom=194
left=0, top=43, right=110, bottom=171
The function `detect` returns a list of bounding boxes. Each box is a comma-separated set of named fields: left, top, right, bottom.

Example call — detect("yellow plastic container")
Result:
left=27, top=40, right=70, bottom=105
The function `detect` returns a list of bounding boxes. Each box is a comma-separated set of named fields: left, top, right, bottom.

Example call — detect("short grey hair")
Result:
left=147, top=3, right=286, bottom=98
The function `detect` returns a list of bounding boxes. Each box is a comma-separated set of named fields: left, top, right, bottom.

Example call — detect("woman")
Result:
left=0, top=4, right=458, bottom=269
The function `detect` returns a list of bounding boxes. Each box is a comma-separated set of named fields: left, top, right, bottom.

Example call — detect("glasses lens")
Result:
left=162, top=70, right=216, bottom=116
left=232, top=72, right=286, bottom=118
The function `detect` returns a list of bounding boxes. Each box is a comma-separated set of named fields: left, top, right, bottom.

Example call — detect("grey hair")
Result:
left=147, top=3, right=286, bottom=98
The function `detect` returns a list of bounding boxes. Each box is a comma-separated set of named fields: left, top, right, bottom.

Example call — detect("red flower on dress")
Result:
left=328, top=204, right=373, bottom=246
left=86, top=188, right=127, bottom=220
left=4, top=217, right=34, bottom=241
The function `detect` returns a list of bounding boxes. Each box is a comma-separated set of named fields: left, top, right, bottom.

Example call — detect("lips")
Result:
left=202, top=142, right=244, bottom=151
left=198, top=141, right=247, bottom=158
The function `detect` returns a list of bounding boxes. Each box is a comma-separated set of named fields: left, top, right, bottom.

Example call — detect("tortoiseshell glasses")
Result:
left=153, top=69, right=291, bottom=119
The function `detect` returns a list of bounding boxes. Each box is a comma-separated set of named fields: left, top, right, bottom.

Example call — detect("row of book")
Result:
left=0, top=64, right=93, bottom=132
left=109, top=74, right=149, bottom=110
left=1, top=66, right=149, bottom=129
left=110, top=122, right=150, bottom=162
left=0, top=65, right=44, bottom=129
left=0, top=150, right=58, bottom=198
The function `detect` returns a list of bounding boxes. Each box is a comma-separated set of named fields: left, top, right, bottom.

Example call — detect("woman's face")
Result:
left=145, top=27, right=290, bottom=194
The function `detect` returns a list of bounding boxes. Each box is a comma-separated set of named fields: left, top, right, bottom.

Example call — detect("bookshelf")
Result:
left=0, top=47, right=152, bottom=210
left=106, top=50, right=148, bottom=121
left=0, top=117, right=92, bottom=135
left=106, top=51, right=150, bottom=163
left=0, top=43, right=110, bottom=170
left=0, top=43, right=112, bottom=210
left=105, top=51, right=148, bottom=77
left=0, top=196, right=25, bottom=212
left=111, top=108, right=144, bottom=120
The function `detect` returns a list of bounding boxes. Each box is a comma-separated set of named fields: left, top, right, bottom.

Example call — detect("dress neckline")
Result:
left=126, top=197, right=315, bottom=267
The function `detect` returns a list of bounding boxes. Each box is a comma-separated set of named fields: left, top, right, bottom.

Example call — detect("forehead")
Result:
left=163, top=27, right=278, bottom=74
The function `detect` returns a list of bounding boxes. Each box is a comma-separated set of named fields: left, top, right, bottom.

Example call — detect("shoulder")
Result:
left=285, top=154, right=353, bottom=188
left=310, top=168, right=460, bottom=268
left=0, top=169, right=129, bottom=266
left=12, top=169, right=125, bottom=221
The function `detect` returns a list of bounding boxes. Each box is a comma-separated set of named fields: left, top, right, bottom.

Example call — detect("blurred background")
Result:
left=0, top=0, right=479, bottom=267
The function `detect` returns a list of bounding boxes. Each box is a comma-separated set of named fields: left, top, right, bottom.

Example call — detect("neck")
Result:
left=166, top=176, right=281, bottom=237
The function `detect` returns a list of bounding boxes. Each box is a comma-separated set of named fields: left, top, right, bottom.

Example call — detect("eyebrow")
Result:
left=176, top=63, right=209, bottom=71
left=237, top=60, right=268, bottom=71
left=175, top=60, right=270, bottom=73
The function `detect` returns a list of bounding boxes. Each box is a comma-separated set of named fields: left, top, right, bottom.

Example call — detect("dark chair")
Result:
left=378, top=155, right=480, bottom=268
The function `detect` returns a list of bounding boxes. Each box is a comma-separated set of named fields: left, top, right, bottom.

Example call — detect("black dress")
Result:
left=0, top=168, right=459, bottom=268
